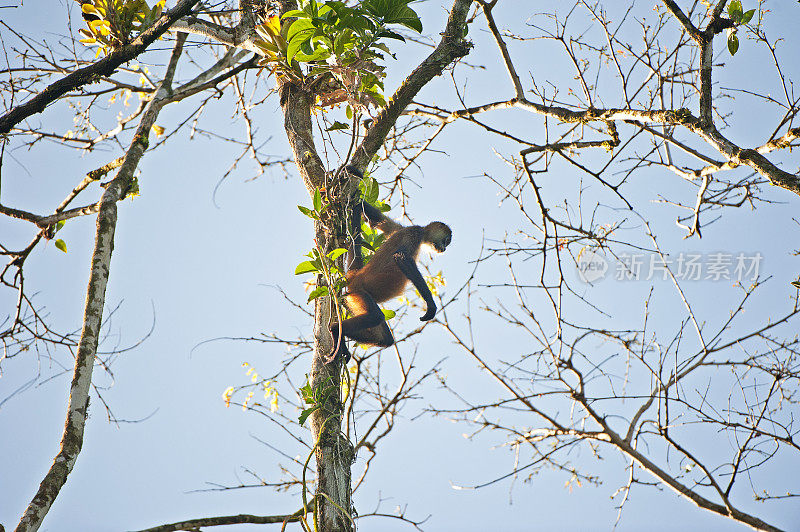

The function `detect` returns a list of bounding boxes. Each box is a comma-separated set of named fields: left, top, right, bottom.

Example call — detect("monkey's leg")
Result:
left=342, top=292, right=394, bottom=347
left=346, top=319, right=394, bottom=348
left=329, top=292, right=394, bottom=363
left=329, top=291, right=384, bottom=363
left=338, top=291, right=385, bottom=334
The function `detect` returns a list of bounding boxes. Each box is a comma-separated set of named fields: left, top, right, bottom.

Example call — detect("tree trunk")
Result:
left=279, top=78, right=355, bottom=530
left=277, top=1, right=473, bottom=529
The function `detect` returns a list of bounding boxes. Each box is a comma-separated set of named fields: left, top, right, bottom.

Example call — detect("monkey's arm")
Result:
left=343, top=167, right=403, bottom=234
left=346, top=201, right=398, bottom=271
left=363, top=202, right=404, bottom=236
left=393, top=249, right=437, bottom=321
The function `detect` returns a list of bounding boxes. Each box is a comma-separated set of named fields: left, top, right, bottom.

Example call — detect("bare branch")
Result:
left=134, top=509, right=305, bottom=532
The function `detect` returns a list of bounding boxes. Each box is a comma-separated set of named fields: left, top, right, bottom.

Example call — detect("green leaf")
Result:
left=298, top=205, right=317, bottom=218
left=385, top=5, right=422, bottom=32
left=281, top=9, right=307, bottom=19
left=316, top=34, right=334, bottom=50
left=326, top=121, right=350, bottom=131
left=287, top=35, right=310, bottom=62
left=326, top=1, right=348, bottom=14
left=361, top=220, right=376, bottom=234
left=345, top=13, right=372, bottom=34
left=55, top=220, right=66, bottom=233
left=740, top=8, right=755, bottom=24
left=55, top=239, right=67, bottom=253
left=728, top=0, right=743, bottom=19
left=307, top=285, right=329, bottom=302
left=345, top=104, right=353, bottom=119
left=333, top=27, right=355, bottom=55
left=300, top=380, right=315, bottom=403
left=373, top=233, right=386, bottom=248
left=381, top=308, right=396, bottom=319
left=299, top=38, right=315, bottom=56
left=728, top=33, right=739, bottom=55
left=313, top=188, right=323, bottom=212
left=373, top=42, right=392, bottom=54
left=294, top=50, right=330, bottom=63
left=362, top=0, right=389, bottom=17
left=365, top=177, right=380, bottom=204
left=298, top=405, right=320, bottom=425
left=254, top=38, right=279, bottom=54
left=364, top=87, right=387, bottom=107
left=327, top=248, right=348, bottom=260
left=294, top=42, right=332, bottom=63
left=286, top=19, right=316, bottom=60
left=377, top=29, right=406, bottom=42
left=295, top=261, right=320, bottom=275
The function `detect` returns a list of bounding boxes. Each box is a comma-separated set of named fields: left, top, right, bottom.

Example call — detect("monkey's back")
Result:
left=346, top=226, right=424, bottom=302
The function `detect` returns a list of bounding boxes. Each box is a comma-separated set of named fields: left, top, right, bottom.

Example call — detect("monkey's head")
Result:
left=424, top=222, right=452, bottom=253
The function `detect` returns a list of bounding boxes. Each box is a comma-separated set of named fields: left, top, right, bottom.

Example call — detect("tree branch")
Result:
left=350, top=0, right=474, bottom=170
left=0, top=0, right=199, bottom=135
left=169, top=17, right=260, bottom=55
left=134, top=510, right=304, bottom=532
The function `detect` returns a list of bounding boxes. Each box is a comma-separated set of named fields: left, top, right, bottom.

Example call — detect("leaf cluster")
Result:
left=298, top=376, right=338, bottom=425
left=79, top=0, right=165, bottom=55
left=726, top=0, right=756, bottom=56
left=255, top=0, right=423, bottom=107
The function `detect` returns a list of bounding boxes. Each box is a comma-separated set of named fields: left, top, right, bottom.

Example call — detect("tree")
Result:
left=1, top=1, right=799, bottom=531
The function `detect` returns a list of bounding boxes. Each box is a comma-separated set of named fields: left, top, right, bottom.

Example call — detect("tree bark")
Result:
left=279, top=73, right=355, bottom=531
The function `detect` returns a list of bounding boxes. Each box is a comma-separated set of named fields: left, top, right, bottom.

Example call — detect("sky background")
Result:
left=1, top=1, right=799, bottom=531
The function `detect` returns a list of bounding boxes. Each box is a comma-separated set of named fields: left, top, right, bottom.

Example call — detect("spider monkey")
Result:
left=328, top=168, right=452, bottom=364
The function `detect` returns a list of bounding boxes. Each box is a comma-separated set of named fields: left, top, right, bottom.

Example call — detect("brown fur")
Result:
left=346, top=226, right=425, bottom=302
left=328, top=205, right=452, bottom=362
